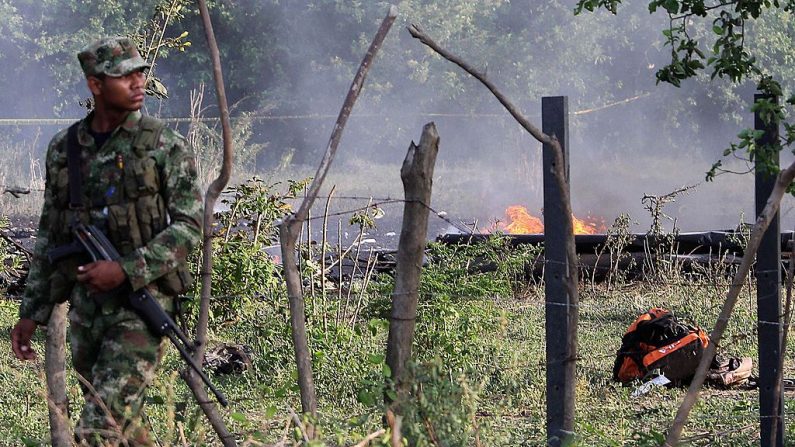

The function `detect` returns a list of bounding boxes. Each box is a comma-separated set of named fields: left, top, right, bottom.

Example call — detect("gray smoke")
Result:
left=3, top=1, right=793, bottom=236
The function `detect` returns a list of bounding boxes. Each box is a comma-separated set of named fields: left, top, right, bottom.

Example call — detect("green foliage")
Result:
left=656, top=22, right=705, bottom=87
left=130, top=0, right=193, bottom=99
left=197, top=177, right=308, bottom=316
left=2, top=0, right=192, bottom=114
left=628, top=429, right=667, bottom=446
left=398, top=358, right=481, bottom=447
left=575, top=0, right=769, bottom=85
left=421, top=235, right=542, bottom=299
left=348, top=204, right=382, bottom=230
left=575, top=0, right=622, bottom=14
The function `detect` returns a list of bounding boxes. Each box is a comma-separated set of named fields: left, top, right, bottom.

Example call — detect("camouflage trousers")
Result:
left=68, top=290, right=164, bottom=446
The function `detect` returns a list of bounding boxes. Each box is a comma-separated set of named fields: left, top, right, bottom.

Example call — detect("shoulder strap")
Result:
left=133, top=115, right=166, bottom=155
left=66, top=121, right=83, bottom=209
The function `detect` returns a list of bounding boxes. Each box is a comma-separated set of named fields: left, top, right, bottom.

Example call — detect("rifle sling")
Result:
left=66, top=122, right=83, bottom=209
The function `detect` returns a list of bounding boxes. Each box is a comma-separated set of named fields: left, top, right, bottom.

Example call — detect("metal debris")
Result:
left=203, top=343, right=254, bottom=376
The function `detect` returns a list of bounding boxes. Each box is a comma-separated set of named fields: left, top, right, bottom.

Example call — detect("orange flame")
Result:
left=504, top=205, right=544, bottom=234
left=494, top=205, right=604, bottom=235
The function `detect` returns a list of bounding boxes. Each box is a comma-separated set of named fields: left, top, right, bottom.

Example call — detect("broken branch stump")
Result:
left=386, top=122, right=440, bottom=406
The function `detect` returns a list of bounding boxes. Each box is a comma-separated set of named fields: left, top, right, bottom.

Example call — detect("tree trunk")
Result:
left=385, top=123, right=439, bottom=405
left=45, top=302, right=71, bottom=446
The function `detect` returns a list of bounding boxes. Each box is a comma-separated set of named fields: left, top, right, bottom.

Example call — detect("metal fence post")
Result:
left=543, top=96, right=575, bottom=446
left=754, top=92, right=785, bottom=447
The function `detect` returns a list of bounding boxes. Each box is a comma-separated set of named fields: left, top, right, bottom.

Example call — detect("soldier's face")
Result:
left=93, top=70, right=146, bottom=112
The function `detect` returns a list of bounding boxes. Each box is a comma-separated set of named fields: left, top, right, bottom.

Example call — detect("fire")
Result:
left=494, top=205, right=603, bottom=235
left=504, top=205, right=543, bottom=234
left=572, top=214, right=603, bottom=235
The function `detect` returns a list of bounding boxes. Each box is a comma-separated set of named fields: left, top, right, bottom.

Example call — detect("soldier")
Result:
left=10, top=36, right=203, bottom=445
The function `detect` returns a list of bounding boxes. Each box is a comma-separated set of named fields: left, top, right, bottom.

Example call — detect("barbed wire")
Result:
left=4, top=183, right=793, bottom=331
left=0, top=94, right=653, bottom=127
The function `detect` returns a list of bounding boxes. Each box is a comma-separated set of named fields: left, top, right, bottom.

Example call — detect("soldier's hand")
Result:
left=11, top=318, right=37, bottom=361
left=77, top=260, right=127, bottom=293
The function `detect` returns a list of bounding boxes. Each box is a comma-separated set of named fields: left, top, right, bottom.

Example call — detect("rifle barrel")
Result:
left=167, top=332, right=229, bottom=407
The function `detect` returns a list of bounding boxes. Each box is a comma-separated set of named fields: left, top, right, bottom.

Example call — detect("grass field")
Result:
left=1, top=244, right=794, bottom=446
left=0, top=143, right=793, bottom=445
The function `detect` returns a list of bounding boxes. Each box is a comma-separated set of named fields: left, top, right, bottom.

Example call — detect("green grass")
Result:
left=2, top=259, right=794, bottom=445
left=1, top=153, right=794, bottom=444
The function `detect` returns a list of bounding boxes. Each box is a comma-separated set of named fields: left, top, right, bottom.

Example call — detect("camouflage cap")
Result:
left=78, top=37, right=150, bottom=78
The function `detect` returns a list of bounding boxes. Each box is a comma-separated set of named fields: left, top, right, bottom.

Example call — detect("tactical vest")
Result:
left=48, top=115, right=192, bottom=300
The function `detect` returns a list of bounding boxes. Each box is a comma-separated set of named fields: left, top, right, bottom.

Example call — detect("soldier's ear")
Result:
left=86, top=76, right=103, bottom=96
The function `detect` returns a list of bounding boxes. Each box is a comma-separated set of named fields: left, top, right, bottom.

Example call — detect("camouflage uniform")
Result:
left=19, top=37, right=203, bottom=446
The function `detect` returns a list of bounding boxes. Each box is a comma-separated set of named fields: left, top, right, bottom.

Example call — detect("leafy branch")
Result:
left=577, top=0, right=795, bottom=190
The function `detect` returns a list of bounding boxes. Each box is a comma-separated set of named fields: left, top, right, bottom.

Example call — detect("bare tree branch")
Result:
left=191, top=0, right=236, bottom=445
left=406, top=23, right=579, bottom=300
left=279, top=5, right=398, bottom=435
left=407, top=24, right=552, bottom=146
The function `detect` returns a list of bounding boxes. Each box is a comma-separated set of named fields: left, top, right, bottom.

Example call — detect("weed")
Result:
left=186, top=177, right=309, bottom=319
left=591, top=213, right=636, bottom=289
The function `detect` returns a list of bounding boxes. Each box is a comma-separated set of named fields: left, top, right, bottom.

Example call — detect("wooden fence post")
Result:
left=386, top=122, right=440, bottom=406
left=754, top=92, right=785, bottom=447
left=542, top=96, right=576, bottom=446
left=45, top=302, right=70, bottom=446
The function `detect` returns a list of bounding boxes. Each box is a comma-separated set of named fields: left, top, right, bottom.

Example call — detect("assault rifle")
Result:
left=48, top=223, right=228, bottom=407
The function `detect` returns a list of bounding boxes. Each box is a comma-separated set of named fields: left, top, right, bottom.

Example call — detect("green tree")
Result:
left=575, top=0, right=795, bottom=186
left=0, top=0, right=190, bottom=116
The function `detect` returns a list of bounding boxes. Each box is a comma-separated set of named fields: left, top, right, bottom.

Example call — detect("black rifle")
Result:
left=48, top=223, right=228, bottom=407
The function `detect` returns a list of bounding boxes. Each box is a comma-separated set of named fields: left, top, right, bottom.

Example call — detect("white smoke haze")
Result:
left=2, top=1, right=794, bottom=236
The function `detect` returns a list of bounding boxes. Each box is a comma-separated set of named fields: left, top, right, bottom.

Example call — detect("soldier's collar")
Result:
left=77, top=110, right=142, bottom=146
left=120, top=110, right=143, bottom=132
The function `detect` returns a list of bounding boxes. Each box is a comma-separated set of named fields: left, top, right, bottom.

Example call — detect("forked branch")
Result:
left=279, top=4, right=398, bottom=433
left=407, top=24, right=552, bottom=147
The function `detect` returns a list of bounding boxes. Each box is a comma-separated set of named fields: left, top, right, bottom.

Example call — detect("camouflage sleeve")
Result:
left=119, top=132, right=203, bottom=291
left=19, top=137, right=62, bottom=324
